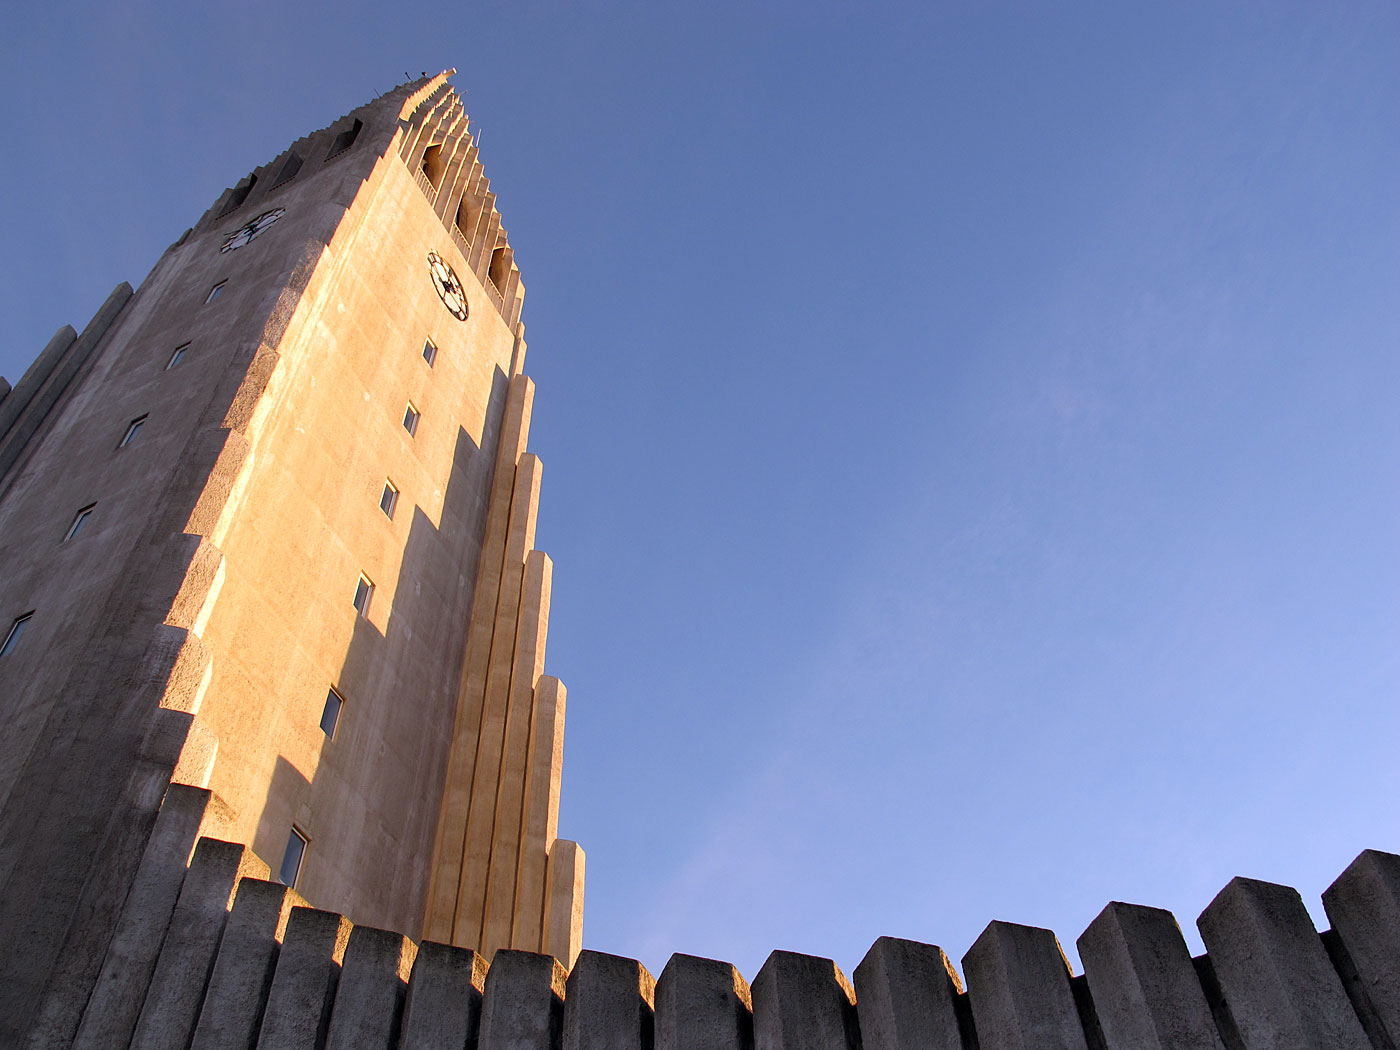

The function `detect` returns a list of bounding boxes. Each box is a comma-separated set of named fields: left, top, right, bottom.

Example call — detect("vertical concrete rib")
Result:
left=324, top=926, right=418, bottom=1050
left=424, top=375, right=534, bottom=943
left=478, top=950, right=567, bottom=1050
left=513, top=676, right=567, bottom=952
left=751, top=951, right=859, bottom=1050
left=1197, top=876, right=1370, bottom=1050
left=129, top=840, right=269, bottom=1050
left=483, top=549, right=553, bottom=955
left=563, top=951, right=655, bottom=1050
left=655, top=954, right=753, bottom=1050
left=456, top=452, right=543, bottom=953
left=1077, top=903, right=1224, bottom=1050
left=1322, top=849, right=1400, bottom=1049
left=852, top=937, right=964, bottom=1050
left=189, top=879, right=302, bottom=1050
left=544, top=841, right=585, bottom=968
left=961, top=920, right=1089, bottom=1050
left=399, top=943, right=487, bottom=1050
left=253, top=908, right=353, bottom=1050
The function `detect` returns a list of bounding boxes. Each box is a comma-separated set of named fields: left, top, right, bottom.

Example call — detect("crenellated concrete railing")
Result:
left=53, top=820, right=1400, bottom=1050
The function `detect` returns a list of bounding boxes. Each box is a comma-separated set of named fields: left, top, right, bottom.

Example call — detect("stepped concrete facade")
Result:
left=0, top=74, right=581, bottom=1046
left=2, top=72, right=1396, bottom=1050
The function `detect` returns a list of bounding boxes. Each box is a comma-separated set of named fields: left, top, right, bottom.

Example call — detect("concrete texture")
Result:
left=962, top=921, right=1089, bottom=1050
left=478, top=949, right=567, bottom=1050
left=1198, top=876, right=1370, bottom=1050
left=1077, top=902, right=1223, bottom=1050
left=655, top=954, right=753, bottom=1050
left=1323, top=849, right=1400, bottom=1049
left=254, top=907, right=353, bottom=1050
left=324, top=925, right=418, bottom=1050
left=852, top=937, right=963, bottom=1050
left=751, top=951, right=858, bottom=1050
left=399, top=941, right=487, bottom=1050
left=563, top=950, right=656, bottom=1050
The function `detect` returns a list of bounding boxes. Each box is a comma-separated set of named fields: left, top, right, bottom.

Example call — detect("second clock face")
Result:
left=220, top=208, right=285, bottom=253
left=428, top=251, right=469, bottom=321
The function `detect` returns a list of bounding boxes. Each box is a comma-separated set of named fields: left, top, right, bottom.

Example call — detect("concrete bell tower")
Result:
left=0, top=72, right=582, bottom=1045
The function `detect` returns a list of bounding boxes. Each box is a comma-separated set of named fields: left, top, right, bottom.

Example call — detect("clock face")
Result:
left=220, top=208, right=285, bottom=253
left=428, top=251, right=469, bottom=321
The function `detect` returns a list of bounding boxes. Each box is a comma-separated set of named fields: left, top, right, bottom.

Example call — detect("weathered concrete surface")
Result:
left=752, top=951, right=858, bottom=1050
left=129, top=839, right=269, bottom=1050
left=1198, top=876, right=1369, bottom=1050
left=325, top=925, right=418, bottom=1050
left=564, top=950, right=655, bottom=1050
left=478, top=949, right=566, bottom=1050
left=852, top=937, right=963, bottom=1050
left=963, top=920, right=1089, bottom=1050
left=1078, top=902, right=1224, bottom=1050
left=399, top=941, right=487, bottom=1050
left=1323, top=849, right=1400, bottom=1049
left=655, top=953, right=753, bottom=1050
left=188, top=877, right=302, bottom=1050
left=253, top=907, right=352, bottom=1050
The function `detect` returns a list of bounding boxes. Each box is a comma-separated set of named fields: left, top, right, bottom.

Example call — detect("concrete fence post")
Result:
left=655, top=953, right=753, bottom=1050
left=478, top=949, right=566, bottom=1050
left=1197, top=876, right=1369, bottom=1050
left=1077, top=902, right=1224, bottom=1050
left=399, top=942, right=487, bottom=1050
left=253, top=907, right=353, bottom=1050
left=564, top=950, right=656, bottom=1050
left=852, top=937, right=965, bottom=1050
left=962, top=921, right=1089, bottom=1050
left=129, top=839, right=269, bottom=1050
left=324, top=926, right=418, bottom=1050
left=1322, top=849, right=1400, bottom=1049
left=751, top=951, right=858, bottom=1050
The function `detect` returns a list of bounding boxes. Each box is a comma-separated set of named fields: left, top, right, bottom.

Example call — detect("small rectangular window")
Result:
left=320, top=687, right=344, bottom=738
left=205, top=281, right=226, bottom=304
left=422, top=338, right=437, bottom=366
left=402, top=402, right=419, bottom=436
left=64, top=504, right=96, bottom=541
left=120, top=415, right=148, bottom=448
left=278, top=827, right=308, bottom=888
left=166, top=343, right=189, bottom=369
left=379, top=480, right=398, bottom=520
left=353, top=574, right=374, bottom=617
left=1, top=613, right=32, bottom=658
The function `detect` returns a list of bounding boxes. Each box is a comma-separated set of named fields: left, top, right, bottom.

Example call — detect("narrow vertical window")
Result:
left=272, top=151, right=303, bottom=188
left=421, top=338, right=437, bottom=367
left=205, top=281, right=226, bottom=304
left=119, top=415, right=148, bottom=448
left=379, top=480, right=398, bottom=519
left=64, top=504, right=96, bottom=541
left=353, top=574, right=374, bottom=617
left=326, top=119, right=362, bottom=159
left=1, top=613, right=32, bottom=658
left=278, top=827, right=308, bottom=888
left=320, top=687, right=344, bottom=738
left=402, top=402, right=419, bottom=436
left=166, top=343, right=189, bottom=369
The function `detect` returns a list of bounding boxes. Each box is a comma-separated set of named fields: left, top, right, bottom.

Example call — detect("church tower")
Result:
left=0, top=72, right=582, bottom=1044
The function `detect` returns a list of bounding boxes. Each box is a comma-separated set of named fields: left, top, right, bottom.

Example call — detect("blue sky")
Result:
left=4, top=2, right=1399, bottom=980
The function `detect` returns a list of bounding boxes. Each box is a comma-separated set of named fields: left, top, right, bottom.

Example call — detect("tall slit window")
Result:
left=421, top=338, right=437, bottom=367
left=421, top=143, right=446, bottom=189
left=1, top=613, right=32, bottom=658
left=64, top=504, right=96, bottom=541
left=272, top=151, right=303, bottom=188
left=205, top=281, right=226, bottom=304
left=353, top=574, right=374, bottom=617
left=326, top=119, right=362, bottom=159
left=402, top=402, right=420, bottom=436
left=119, top=415, right=148, bottom=448
left=379, top=480, right=398, bottom=520
left=166, top=343, right=190, bottom=369
left=278, top=827, right=308, bottom=888
left=320, top=687, right=344, bottom=738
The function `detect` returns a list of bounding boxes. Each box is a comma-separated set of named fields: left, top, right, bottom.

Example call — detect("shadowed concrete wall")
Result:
left=55, top=831, right=1400, bottom=1050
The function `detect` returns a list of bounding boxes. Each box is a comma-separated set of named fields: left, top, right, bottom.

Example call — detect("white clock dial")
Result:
left=427, top=251, right=469, bottom=321
left=220, top=208, right=285, bottom=253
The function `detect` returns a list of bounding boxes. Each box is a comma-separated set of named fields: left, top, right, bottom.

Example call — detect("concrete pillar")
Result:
left=189, top=879, right=301, bottom=1050
left=655, top=953, right=753, bottom=1050
left=852, top=937, right=964, bottom=1050
left=512, top=676, right=566, bottom=952
left=751, top=951, right=858, bottom=1050
left=254, top=907, right=353, bottom=1050
left=324, top=926, right=417, bottom=1050
left=399, top=942, right=487, bottom=1050
left=1196, top=876, right=1369, bottom=1050
left=1322, top=849, right=1400, bottom=1048
left=129, top=839, right=268, bottom=1050
left=961, top=921, right=1088, bottom=1050
left=478, top=949, right=566, bottom=1050
left=1077, top=903, right=1223, bottom=1050
left=69, top=783, right=218, bottom=1050
left=544, top=840, right=585, bottom=968
left=564, top=951, right=655, bottom=1050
